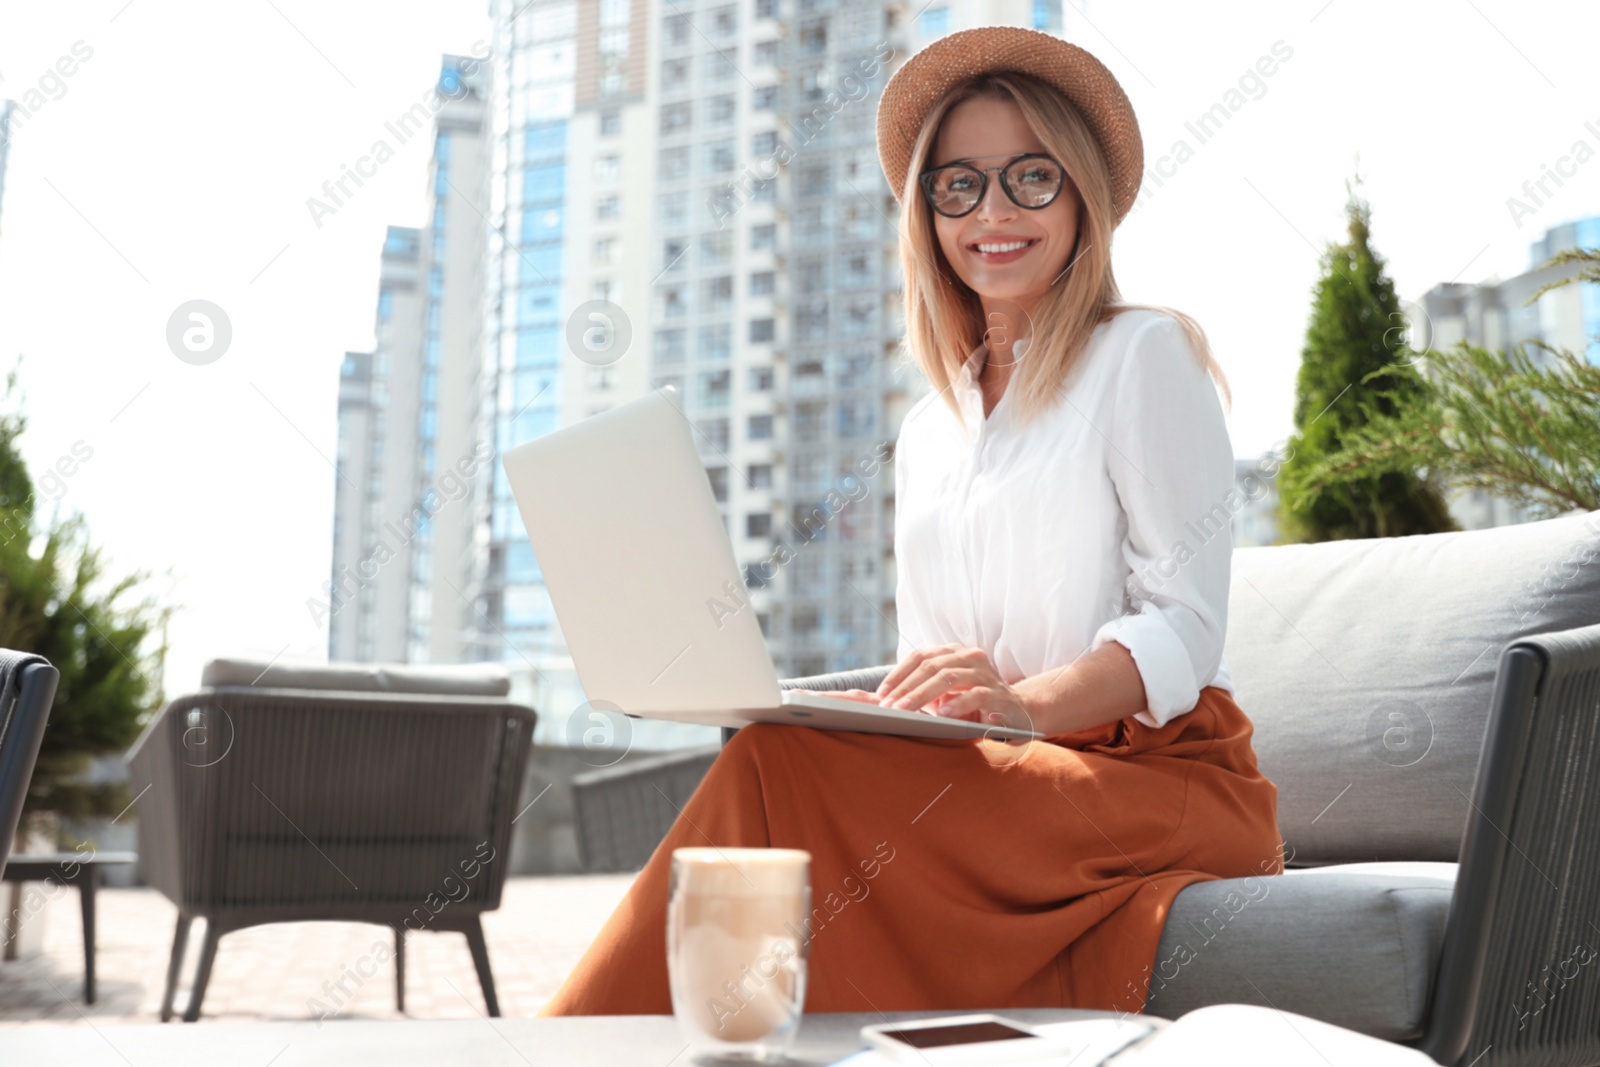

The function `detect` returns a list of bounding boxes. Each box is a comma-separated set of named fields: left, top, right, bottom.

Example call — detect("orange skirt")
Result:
left=537, top=685, right=1282, bottom=1016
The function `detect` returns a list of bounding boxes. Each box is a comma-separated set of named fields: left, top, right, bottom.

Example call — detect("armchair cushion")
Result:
left=200, top=656, right=511, bottom=697
left=1144, top=863, right=1456, bottom=1041
left=1223, top=510, right=1600, bottom=863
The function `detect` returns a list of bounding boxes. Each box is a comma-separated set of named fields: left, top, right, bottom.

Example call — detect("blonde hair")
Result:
left=896, top=71, right=1232, bottom=431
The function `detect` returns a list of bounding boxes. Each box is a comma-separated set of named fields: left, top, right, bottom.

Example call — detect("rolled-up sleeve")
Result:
left=1089, top=313, right=1236, bottom=728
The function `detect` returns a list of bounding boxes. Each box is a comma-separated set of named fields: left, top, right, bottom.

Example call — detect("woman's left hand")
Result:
left=874, top=644, right=1034, bottom=730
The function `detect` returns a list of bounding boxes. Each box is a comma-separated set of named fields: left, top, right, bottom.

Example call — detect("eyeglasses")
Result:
left=918, top=153, right=1066, bottom=218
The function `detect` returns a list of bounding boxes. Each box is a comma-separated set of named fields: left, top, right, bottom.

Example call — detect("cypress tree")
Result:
left=1276, top=178, right=1459, bottom=542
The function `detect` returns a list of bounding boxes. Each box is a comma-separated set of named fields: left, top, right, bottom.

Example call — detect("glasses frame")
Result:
left=918, top=153, right=1067, bottom=218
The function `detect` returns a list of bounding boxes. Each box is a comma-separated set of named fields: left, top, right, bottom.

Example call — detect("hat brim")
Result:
left=875, top=26, right=1144, bottom=225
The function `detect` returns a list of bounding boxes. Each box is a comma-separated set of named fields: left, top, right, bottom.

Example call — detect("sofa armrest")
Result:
left=1421, top=621, right=1600, bottom=1066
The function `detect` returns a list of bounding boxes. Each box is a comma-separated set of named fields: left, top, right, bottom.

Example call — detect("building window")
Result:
left=749, top=318, right=775, bottom=343
left=712, top=4, right=737, bottom=36
left=660, top=145, right=690, bottom=180
left=847, top=301, right=874, bottom=335
left=655, top=327, right=687, bottom=362
left=755, top=40, right=779, bottom=65
left=751, top=130, right=778, bottom=156
left=748, top=463, right=773, bottom=488
left=599, top=109, right=622, bottom=136
left=700, top=368, right=731, bottom=403
left=798, top=66, right=824, bottom=101
left=750, top=223, right=776, bottom=250
left=703, top=275, right=733, bottom=312
left=660, top=286, right=687, bottom=318
left=795, top=202, right=825, bottom=238
left=750, top=270, right=775, bottom=295
left=704, top=50, right=736, bottom=82
left=743, top=563, right=769, bottom=589
left=593, top=236, right=616, bottom=265
left=708, top=139, right=736, bottom=173
left=838, top=398, right=875, bottom=437
left=753, top=85, right=778, bottom=110
left=664, top=13, right=690, bottom=45
left=597, top=194, right=620, bottom=220
left=799, top=24, right=826, bottom=53
left=594, top=155, right=620, bottom=182
left=748, top=366, right=774, bottom=391
left=664, top=237, right=689, bottom=272
left=698, top=418, right=730, bottom=451
left=660, top=190, right=689, bottom=227
left=838, top=350, right=871, bottom=387
left=746, top=512, right=772, bottom=539
left=792, top=606, right=820, bottom=636
left=794, top=401, right=825, bottom=441
left=707, top=466, right=729, bottom=502
left=710, top=93, right=736, bottom=124
left=700, top=230, right=733, bottom=265
left=797, top=301, right=828, bottom=340
left=748, top=414, right=773, bottom=440
left=661, top=101, right=692, bottom=133
left=699, top=322, right=732, bottom=359
left=663, top=57, right=690, bottom=88
left=756, top=0, right=778, bottom=18
left=799, top=162, right=830, bottom=196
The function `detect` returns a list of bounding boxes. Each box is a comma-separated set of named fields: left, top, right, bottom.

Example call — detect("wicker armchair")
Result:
left=127, top=659, right=536, bottom=1022
left=0, top=648, right=58, bottom=868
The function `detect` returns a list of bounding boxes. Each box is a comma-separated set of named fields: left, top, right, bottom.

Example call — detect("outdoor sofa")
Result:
left=773, top=510, right=1600, bottom=1066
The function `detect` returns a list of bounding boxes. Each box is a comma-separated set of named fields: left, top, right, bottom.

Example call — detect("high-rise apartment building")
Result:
left=1419, top=215, right=1600, bottom=367
left=0, top=100, right=13, bottom=239
left=330, top=228, right=422, bottom=662
left=1413, top=215, right=1600, bottom=530
left=328, top=55, right=491, bottom=662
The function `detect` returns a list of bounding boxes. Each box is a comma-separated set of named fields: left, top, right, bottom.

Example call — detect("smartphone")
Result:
left=860, top=1014, right=1155, bottom=1066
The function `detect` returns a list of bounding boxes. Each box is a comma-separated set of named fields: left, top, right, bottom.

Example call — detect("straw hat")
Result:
left=875, top=26, right=1144, bottom=225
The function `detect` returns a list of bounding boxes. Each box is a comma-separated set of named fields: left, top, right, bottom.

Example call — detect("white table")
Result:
left=0, top=1008, right=1130, bottom=1065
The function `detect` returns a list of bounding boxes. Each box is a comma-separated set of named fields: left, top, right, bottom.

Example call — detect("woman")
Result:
left=538, top=26, right=1281, bottom=1018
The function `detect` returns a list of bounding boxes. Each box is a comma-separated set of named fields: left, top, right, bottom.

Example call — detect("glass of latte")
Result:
left=667, top=848, right=811, bottom=1064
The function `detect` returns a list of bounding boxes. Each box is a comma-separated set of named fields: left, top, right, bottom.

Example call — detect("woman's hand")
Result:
left=872, top=644, right=1035, bottom=731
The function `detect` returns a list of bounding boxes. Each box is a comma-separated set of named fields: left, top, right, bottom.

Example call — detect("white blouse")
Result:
left=892, top=308, right=1236, bottom=729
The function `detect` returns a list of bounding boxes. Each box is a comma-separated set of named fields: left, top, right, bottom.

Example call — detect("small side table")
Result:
left=3, top=851, right=137, bottom=1004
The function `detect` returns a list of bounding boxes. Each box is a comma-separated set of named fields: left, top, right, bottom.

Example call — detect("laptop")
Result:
left=499, top=386, right=1040, bottom=742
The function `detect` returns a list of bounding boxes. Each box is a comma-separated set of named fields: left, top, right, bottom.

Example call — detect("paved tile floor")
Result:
left=0, top=875, right=637, bottom=1027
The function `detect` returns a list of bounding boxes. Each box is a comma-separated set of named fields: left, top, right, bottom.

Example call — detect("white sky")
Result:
left=0, top=0, right=1596, bottom=696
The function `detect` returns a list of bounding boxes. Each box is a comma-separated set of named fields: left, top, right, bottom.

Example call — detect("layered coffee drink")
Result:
left=668, top=848, right=811, bottom=1063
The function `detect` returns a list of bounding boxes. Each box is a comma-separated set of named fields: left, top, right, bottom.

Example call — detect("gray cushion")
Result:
left=1225, top=510, right=1600, bottom=863
left=200, top=656, right=511, bottom=696
left=1144, top=863, right=1456, bottom=1040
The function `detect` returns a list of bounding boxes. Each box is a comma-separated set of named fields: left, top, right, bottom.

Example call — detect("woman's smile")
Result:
left=966, top=235, right=1040, bottom=264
